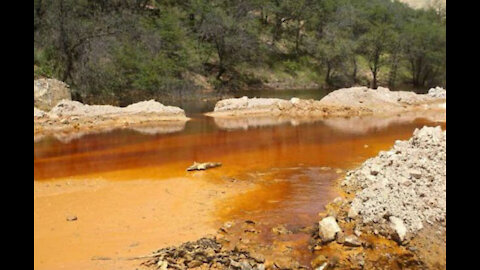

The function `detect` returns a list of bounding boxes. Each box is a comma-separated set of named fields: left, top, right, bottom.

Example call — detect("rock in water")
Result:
left=34, top=78, right=71, bottom=111
left=318, top=216, right=341, bottom=242
left=186, top=162, right=222, bottom=171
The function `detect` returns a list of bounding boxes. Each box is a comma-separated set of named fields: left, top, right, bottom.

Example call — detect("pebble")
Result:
left=66, top=215, right=77, bottom=221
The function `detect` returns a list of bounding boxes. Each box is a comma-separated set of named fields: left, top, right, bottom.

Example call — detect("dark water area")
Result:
left=164, top=88, right=329, bottom=115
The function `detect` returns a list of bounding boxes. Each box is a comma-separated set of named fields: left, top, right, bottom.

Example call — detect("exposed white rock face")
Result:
left=34, top=78, right=71, bottom=111
left=427, top=87, right=446, bottom=98
left=342, top=126, right=446, bottom=238
left=318, top=216, right=341, bottom=242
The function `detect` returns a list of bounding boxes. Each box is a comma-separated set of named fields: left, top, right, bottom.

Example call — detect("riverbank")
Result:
left=308, top=126, right=446, bottom=269
left=34, top=87, right=445, bottom=141
left=205, top=86, right=446, bottom=119
left=34, top=99, right=189, bottom=139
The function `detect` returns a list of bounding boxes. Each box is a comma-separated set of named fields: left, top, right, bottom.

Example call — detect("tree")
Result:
left=34, top=0, right=139, bottom=91
left=194, top=1, right=259, bottom=83
left=358, top=2, right=396, bottom=89
left=402, top=10, right=446, bottom=88
left=305, top=2, right=358, bottom=88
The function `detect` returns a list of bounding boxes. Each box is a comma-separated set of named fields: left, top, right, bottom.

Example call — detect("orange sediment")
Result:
left=34, top=114, right=445, bottom=270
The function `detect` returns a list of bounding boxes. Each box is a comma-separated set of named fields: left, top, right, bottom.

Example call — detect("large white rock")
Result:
left=389, top=216, right=407, bottom=242
left=318, top=216, right=341, bottom=242
left=427, top=87, right=446, bottom=98
left=34, top=78, right=71, bottom=111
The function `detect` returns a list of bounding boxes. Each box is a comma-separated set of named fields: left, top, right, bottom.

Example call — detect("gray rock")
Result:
left=342, top=127, right=446, bottom=236
left=344, top=235, right=362, bottom=247
left=34, top=107, right=46, bottom=118
left=427, top=87, right=446, bottom=98
left=34, top=78, right=71, bottom=111
left=318, top=216, right=341, bottom=242
left=348, top=206, right=358, bottom=219
left=389, top=216, right=407, bottom=243
left=409, top=170, right=422, bottom=179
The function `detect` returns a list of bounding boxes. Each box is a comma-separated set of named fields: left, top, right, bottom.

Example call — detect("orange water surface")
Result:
left=34, top=113, right=445, bottom=270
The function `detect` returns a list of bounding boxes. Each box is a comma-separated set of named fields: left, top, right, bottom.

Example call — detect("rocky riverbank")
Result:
left=34, top=99, right=189, bottom=139
left=205, top=87, right=446, bottom=119
left=308, top=126, right=446, bottom=269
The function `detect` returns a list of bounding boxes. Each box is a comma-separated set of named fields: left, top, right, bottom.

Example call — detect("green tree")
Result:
left=358, top=2, right=396, bottom=89
left=402, top=10, right=446, bottom=88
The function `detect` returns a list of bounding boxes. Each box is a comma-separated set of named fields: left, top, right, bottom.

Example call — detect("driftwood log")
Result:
left=186, top=162, right=222, bottom=171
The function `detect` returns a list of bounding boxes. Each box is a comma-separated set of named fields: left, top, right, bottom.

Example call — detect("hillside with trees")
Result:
left=34, top=0, right=446, bottom=105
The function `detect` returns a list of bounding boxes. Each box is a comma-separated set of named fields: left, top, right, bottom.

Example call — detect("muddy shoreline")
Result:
left=135, top=126, right=446, bottom=270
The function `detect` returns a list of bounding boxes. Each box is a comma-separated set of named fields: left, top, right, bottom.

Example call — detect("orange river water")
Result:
left=34, top=113, right=445, bottom=270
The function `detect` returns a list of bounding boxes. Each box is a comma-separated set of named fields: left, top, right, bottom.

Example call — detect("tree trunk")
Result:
left=272, top=17, right=282, bottom=44
left=325, top=62, right=332, bottom=87
left=351, top=56, right=358, bottom=84
left=215, top=38, right=226, bottom=81
left=295, top=19, right=302, bottom=55
left=370, top=48, right=381, bottom=89
left=371, top=71, right=378, bottom=89
left=388, top=50, right=399, bottom=89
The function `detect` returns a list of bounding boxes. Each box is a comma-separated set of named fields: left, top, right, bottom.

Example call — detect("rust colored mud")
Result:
left=34, top=113, right=445, bottom=270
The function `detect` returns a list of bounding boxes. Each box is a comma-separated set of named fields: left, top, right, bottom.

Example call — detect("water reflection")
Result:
left=34, top=121, right=187, bottom=144
left=34, top=113, right=445, bottom=181
left=212, top=115, right=322, bottom=130
left=209, top=109, right=445, bottom=132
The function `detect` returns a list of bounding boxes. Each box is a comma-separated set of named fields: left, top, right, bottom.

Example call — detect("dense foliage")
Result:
left=34, top=0, right=446, bottom=104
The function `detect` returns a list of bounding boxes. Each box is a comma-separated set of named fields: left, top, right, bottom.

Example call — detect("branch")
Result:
left=69, top=29, right=122, bottom=52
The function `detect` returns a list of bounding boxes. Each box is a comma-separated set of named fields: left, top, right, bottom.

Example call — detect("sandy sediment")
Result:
left=34, top=99, right=189, bottom=139
left=34, top=176, right=257, bottom=270
left=205, top=86, right=446, bottom=120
